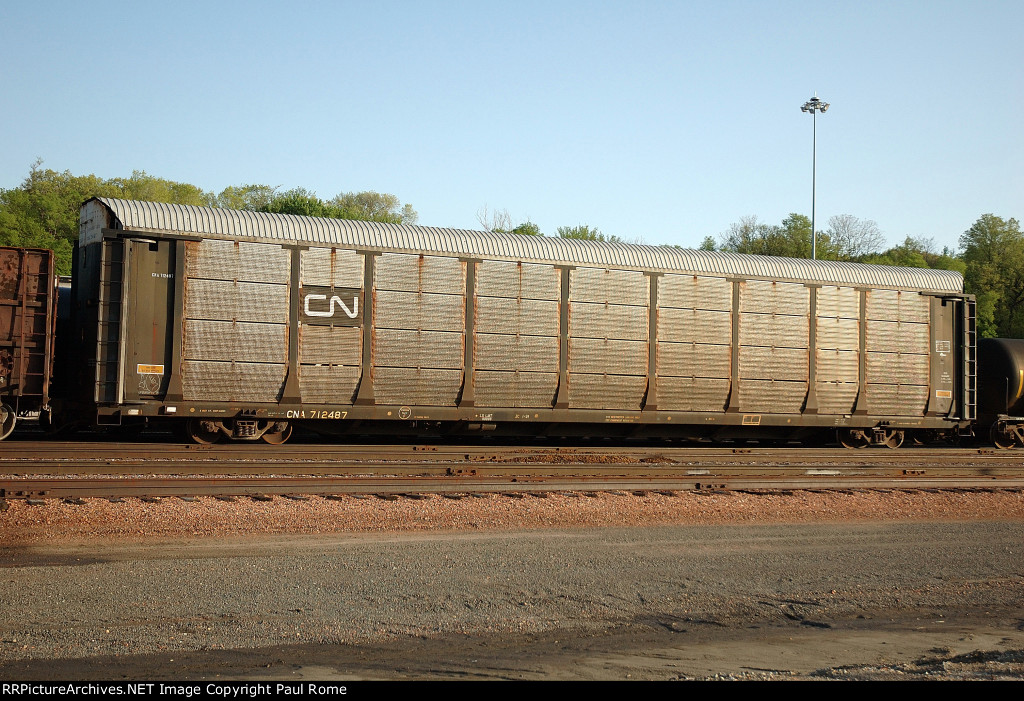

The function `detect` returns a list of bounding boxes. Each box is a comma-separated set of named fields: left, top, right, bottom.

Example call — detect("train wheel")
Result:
left=837, top=428, right=869, bottom=449
left=186, top=419, right=222, bottom=445
left=882, top=429, right=905, bottom=449
left=990, top=424, right=1018, bottom=450
left=0, top=404, right=15, bottom=440
left=261, top=423, right=292, bottom=445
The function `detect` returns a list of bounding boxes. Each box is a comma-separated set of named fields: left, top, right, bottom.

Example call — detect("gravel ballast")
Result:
left=2, top=489, right=1023, bottom=680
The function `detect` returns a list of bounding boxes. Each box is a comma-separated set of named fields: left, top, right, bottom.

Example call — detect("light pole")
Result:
left=801, top=94, right=829, bottom=259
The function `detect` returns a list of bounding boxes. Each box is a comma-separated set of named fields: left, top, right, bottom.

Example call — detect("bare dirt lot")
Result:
left=1, top=490, right=1023, bottom=680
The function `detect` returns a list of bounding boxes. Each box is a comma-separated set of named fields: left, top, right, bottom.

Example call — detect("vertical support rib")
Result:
left=725, top=279, right=741, bottom=413
left=643, top=272, right=660, bottom=411
left=279, top=245, right=303, bottom=404
left=553, top=265, right=573, bottom=409
left=459, top=258, right=476, bottom=407
left=852, top=288, right=868, bottom=415
left=804, top=285, right=819, bottom=414
left=354, top=252, right=378, bottom=406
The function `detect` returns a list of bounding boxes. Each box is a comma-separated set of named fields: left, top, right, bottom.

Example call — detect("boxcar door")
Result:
left=123, top=238, right=175, bottom=401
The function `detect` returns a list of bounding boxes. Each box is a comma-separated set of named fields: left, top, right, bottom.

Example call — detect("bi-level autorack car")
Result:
left=5, top=197, right=1024, bottom=448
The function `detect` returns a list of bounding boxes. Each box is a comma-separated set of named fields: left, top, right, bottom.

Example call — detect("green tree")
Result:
left=556, top=224, right=622, bottom=242
left=511, top=221, right=542, bottom=236
left=0, top=162, right=214, bottom=275
left=0, top=162, right=420, bottom=275
left=331, top=191, right=418, bottom=224
left=720, top=213, right=843, bottom=259
left=105, top=171, right=211, bottom=206
left=959, top=214, right=1024, bottom=338
left=212, top=184, right=278, bottom=211
left=261, top=187, right=343, bottom=218
left=698, top=235, right=717, bottom=251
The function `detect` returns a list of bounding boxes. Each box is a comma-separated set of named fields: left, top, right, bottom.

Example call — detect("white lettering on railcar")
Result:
left=303, top=294, right=358, bottom=318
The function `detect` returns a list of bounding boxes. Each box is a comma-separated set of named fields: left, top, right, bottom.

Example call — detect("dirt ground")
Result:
left=2, top=513, right=1023, bottom=680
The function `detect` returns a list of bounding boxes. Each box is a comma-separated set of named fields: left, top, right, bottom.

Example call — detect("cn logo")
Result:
left=304, top=294, right=358, bottom=318
left=299, top=286, right=362, bottom=326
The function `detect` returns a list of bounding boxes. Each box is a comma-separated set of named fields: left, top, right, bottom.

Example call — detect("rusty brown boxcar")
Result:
left=0, top=247, right=57, bottom=439
left=71, top=197, right=977, bottom=447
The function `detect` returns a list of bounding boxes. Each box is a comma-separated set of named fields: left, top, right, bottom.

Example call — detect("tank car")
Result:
left=53, top=197, right=978, bottom=448
left=978, top=338, right=1024, bottom=448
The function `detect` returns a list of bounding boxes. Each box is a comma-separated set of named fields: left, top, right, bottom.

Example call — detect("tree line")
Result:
left=706, top=211, right=1022, bottom=339
left=0, top=163, right=1020, bottom=337
left=0, top=162, right=419, bottom=277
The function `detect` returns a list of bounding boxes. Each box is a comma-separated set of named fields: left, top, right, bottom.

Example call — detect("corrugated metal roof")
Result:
left=87, top=197, right=964, bottom=293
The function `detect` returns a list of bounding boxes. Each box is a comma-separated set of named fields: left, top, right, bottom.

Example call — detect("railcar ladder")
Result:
left=961, top=298, right=977, bottom=421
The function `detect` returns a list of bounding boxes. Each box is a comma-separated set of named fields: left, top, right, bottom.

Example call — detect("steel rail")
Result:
left=2, top=440, right=1022, bottom=461
left=2, top=474, right=1023, bottom=501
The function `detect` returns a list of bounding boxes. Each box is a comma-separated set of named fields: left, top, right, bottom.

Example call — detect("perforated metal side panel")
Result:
left=372, top=253, right=465, bottom=406
left=815, top=286, right=860, bottom=414
left=864, top=289, right=930, bottom=415
left=297, top=247, right=364, bottom=404
left=737, top=281, right=809, bottom=413
left=474, top=260, right=559, bottom=408
left=567, top=267, right=649, bottom=410
left=655, top=274, right=732, bottom=411
left=180, top=240, right=290, bottom=402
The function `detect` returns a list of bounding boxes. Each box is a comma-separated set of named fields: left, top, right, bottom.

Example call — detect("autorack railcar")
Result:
left=55, top=197, right=981, bottom=447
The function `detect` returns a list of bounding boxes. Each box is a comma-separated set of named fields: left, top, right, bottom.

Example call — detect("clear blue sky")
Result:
left=2, top=0, right=1020, bottom=253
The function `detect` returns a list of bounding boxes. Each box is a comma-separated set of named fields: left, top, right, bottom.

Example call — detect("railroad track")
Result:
left=1, top=441, right=1023, bottom=501
left=2, top=474, right=1023, bottom=503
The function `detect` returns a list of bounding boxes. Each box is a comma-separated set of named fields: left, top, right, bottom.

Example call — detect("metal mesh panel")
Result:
left=183, top=320, right=286, bottom=363
left=474, top=297, right=559, bottom=336
left=816, top=349, right=859, bottom=381
left=816, top=286, right=860, bottom=319
left=866, top=290, right=931, bottom=322
left=815, top=382, right=858, bottom=415
left=476, top=260, right=559, bottom=300
left=372, top=367, right=462, bottom=406
left=568, top=338, right=648, bottom=375
left=657, top=308, right=731, bottom=343
left=185, top=240, right=290, bottom=283
left=737, top=380, right=807, bottom=413
left=738, top=313, right=809, bottom=348
left=299, top=325, right=361, bottom=366
left=738, top=347, right=808, bottom=381
left=298, top=364, right=360, bottom=404
left=475, top=334, right=558, bottom=371
left=739, top=280, right=809, bottom=314
left=866, top=321, right=930, bottom=354
left=569, top=303, right=649, bottom=340
left=656, top=342, right=730, bottom=378
left=374, top=291, right=465, bottom=331
left=865, top=383, right=929, bottom=416
left=375, top=253, right=465, bottom=293
left=657, top=377, right=730, bottom=412
left=817, top=317, right=859, bottom=350
left=473, top=370, right=558, bottom=408
left=567, top=373, right=647, bottom=410
left=372, top=329, right=464, bottom=369
left=181, top=361, right=286, bottom=402
left=658, top=274, right=732, bottom=310
left=300, top=247, right=364, bottom=287
left=184, top=279, right=289, bottom=323
left=570, top=267, right=649, bottom=305
left=866, top=352, right=929, bottom=385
